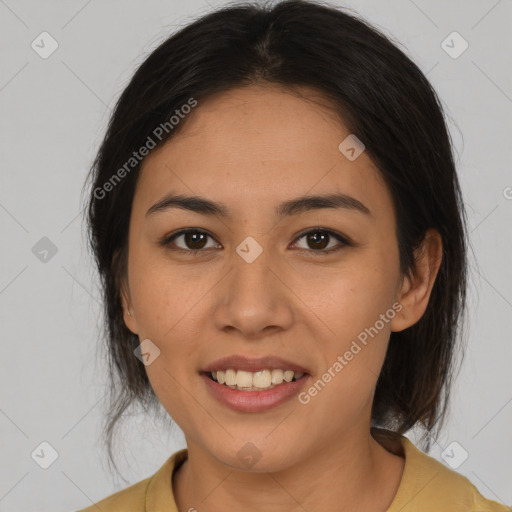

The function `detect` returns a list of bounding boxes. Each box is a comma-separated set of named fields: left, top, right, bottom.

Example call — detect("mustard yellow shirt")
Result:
left=76, top=436, right=510, bottom=511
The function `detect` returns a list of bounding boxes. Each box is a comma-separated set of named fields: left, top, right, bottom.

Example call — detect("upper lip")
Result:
left=201, top=355, right=309, bottom=374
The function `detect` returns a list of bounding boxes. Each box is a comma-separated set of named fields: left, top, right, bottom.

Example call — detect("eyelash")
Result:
left=160, top=227, right=353, bottom=256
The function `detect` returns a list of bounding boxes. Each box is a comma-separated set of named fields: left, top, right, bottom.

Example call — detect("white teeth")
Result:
left=225, top=369, right=237, bottom=386
left=253, top=370, right=272, bottom=388
left=271, top=369, right=284, bottom=384
left=209, top=368, right=306, bottom=389
left=236, top=370, right=253, bottom=388
left=283, top=370, right=294, bottom=382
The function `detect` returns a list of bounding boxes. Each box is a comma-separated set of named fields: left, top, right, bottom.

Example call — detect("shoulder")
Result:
left=75, top=449, right=188, bottom=512
left=75, top=476, right=151, bottom=512
left=386, top=434, right=511, bottom=512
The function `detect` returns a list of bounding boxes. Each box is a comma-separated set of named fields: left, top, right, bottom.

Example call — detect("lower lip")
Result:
left=200, top=373, right=309, bottom=412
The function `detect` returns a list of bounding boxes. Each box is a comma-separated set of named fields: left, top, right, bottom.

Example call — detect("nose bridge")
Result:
left=212, top=235, right=294, bottom=336
left=230, top=235, right=277, bottom=308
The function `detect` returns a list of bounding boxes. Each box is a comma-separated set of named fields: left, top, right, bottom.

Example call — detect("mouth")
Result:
left=199, top=355, right=311, bottom=412
left=199, top=367, right=311, bottom=413
left=201, top=368, right=308, bottom=391
left=200, top=354, right=310, bottom=390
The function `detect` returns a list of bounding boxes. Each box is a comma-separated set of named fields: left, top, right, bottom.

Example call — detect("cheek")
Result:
left=128, top=257, right=205, bottom=424
left=296, top=251, right=399, bottom=410
left=300, top=257, right=399, bottom=344
left=298, top=286, right=395, bottom=433
left=126, top=259, right=210, bottom=419
left=129, top=251, right=208, bottom=341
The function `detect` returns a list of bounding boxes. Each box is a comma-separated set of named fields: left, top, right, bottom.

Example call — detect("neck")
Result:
left=173, top=427, right=405, bottom=512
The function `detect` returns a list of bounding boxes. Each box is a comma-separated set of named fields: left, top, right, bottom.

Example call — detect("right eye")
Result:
left=161, top=228, right=222, bottom=254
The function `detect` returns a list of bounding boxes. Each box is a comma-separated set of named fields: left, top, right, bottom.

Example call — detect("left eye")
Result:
left=291, top=229, right=350, bottom=253
left=161, top=228, right=350, bottom=254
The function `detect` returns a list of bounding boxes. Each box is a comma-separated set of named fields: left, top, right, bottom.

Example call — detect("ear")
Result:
left=390, top=228, right=443, bottom=332
left=120, top=278, right=139, bottom=335
left=113, top=250, right=139, bottom=335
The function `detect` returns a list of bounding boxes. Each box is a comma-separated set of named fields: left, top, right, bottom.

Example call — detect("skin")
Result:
left=120, top=83, right=442, bottom=512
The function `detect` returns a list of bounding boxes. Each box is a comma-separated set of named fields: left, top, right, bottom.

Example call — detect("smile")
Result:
left=208, top=368, right=305, bottom=391
left=201, top=370, right=310, bottom=412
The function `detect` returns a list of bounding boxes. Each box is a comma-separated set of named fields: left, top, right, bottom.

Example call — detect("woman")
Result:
left=78, top=1, right=510, bottom=510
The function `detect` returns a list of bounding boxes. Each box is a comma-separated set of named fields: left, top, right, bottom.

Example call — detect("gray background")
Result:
left=1, top=0, right=511, bottom=510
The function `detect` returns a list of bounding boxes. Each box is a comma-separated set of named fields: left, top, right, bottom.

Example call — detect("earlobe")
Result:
left=390, top=229, right=443, bottom=332
left=113, top=249, right=139, bottom=334
left=120, top=280, right=139, bottom=335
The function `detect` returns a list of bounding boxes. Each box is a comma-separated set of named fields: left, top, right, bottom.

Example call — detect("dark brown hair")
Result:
left=84, top=0, right=468, bottom=475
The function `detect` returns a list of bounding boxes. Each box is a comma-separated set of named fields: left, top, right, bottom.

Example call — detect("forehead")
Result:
left=135, top=85, right=388, bottom=215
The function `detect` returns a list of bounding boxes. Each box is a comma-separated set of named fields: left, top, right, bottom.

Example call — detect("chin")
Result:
left=207, top=437, right=304, bottom=474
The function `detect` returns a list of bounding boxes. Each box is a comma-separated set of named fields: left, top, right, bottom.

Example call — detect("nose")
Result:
left=212, top=244, right=294, bottom=339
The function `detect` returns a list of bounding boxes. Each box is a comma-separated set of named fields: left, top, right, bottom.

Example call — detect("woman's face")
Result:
left=122, top=84, right=412, bottom=471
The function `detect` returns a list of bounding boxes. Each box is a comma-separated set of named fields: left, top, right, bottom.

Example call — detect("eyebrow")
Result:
left=146, top=191, right=371, bottom=218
